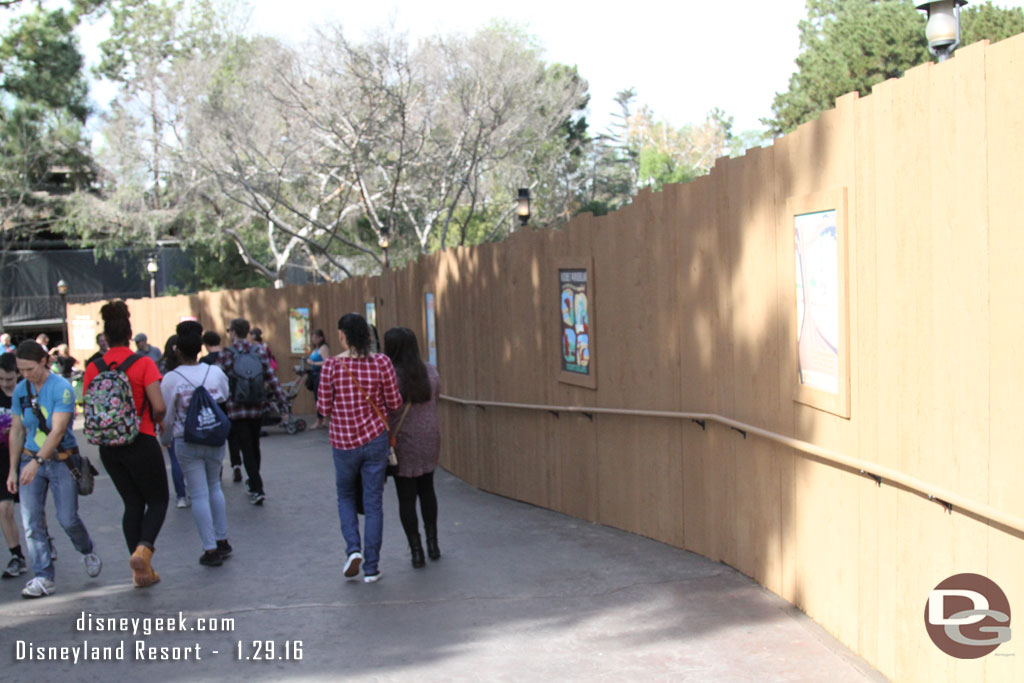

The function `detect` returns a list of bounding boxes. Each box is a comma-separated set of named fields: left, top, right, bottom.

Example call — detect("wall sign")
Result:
left=558, top=259, right=596, bottom=389
left=425, top=293, right=437, bottom=367
left=789, top=189, right=850, bottom=418
left=289, top=307, right=310, bottom=355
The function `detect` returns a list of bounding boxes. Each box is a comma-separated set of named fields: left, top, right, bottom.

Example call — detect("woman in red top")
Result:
left=316, top=313, right=402, bottom=583
left=82, top=301, right=168, bottom=588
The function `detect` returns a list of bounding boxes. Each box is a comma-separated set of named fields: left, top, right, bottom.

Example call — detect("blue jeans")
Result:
left=174, top=439, right=228, bottom=552
left=332, top=432, right=388, bottom=575
left=168, top=442, right=187, bottom=499
left=19, top=454, right=94, bottom=580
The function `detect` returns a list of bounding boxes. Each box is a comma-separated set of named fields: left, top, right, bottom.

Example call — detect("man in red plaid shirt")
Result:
left=217, top=318, right=289, bottom=505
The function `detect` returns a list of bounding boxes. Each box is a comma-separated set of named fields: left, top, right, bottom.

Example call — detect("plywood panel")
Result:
left=852, top=78, right=883, bottom=673
left=984, top=34, right=1024, bottom=683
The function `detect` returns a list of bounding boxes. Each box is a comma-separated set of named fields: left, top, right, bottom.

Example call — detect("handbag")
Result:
left=386, top=404, right=412, bottom=477
left=23, top=383, right=98, bottom=495
left=339, top=358, right=401, bottom=470
left=64, top=450, right=97, bottom=496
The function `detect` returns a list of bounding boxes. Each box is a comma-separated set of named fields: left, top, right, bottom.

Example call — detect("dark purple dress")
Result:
left=389, top=364, right=441, bottom=478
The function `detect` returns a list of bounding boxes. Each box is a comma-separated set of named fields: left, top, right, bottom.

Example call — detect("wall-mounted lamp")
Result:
left=379, top=229, right=391, bottom=269
left=916, top=1, right=968, bottom=62
left=516, top=188, right=531, bottom=228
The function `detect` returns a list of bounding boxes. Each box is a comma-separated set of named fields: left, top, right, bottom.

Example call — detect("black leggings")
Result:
left=100, top=434, right=170, bottom=552
left=393, top=472, right=438, bottom=540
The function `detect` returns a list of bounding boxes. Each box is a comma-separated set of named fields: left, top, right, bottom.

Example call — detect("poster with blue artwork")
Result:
left=559, top=268, right=591, bottom=376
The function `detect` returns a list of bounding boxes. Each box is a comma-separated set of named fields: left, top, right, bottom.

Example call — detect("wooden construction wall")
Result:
left=67, top=36, right=1024, bottom=681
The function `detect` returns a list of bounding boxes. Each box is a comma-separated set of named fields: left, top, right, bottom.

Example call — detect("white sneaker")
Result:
left=176, top=496, right=191, bottom=509
left=363, top=571, right=382, bottom=584
left=84, top=552, right=102, bottom=577
left=22, top=576, right=56, bottom=599
left=343, top=552, right=362, bottom=579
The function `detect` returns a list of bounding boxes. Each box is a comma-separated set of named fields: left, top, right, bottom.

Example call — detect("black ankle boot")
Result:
left=409, top=534, right=426, bottom=569
left=424, top=524, right=441, bottom=560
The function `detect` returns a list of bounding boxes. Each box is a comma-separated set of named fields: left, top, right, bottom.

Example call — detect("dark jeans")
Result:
left=227, top=417, right=264, bottom=494
left=393, top=471, right=438, bottom=540
left=100, top=434, right=170, bottom=552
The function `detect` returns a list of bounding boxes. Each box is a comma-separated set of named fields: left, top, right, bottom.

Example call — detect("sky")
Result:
left=67, top=0, right=1024, bottom=136
left=245, top=1, right=811, bottom=135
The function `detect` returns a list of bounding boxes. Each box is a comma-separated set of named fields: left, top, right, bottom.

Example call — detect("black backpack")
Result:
left=228, top=347, right=266, bottom=405
left=174, top=367, right=232, bottom=447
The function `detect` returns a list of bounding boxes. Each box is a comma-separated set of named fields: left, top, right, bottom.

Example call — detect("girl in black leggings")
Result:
left=83, top=301, right=169, bottom=587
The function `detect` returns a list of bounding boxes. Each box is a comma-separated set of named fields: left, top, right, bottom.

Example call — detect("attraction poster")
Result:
left=71, top=316, right=96, bottom=352
left=559, top=268, right=590, bottom=376
left=425, top=293, right=437, bottom=367
left=289, top=307, right=310, bottom=355
left=795, top=209, right=839, bottom=395
left=365, top=302, right=376, bottom=328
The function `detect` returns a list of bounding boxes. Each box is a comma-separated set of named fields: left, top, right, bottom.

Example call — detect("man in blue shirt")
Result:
left=6, top=341, right=102, bottom=598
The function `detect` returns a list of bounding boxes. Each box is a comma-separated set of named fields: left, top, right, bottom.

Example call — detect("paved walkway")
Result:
left=1, top=418, right=886, bottom=681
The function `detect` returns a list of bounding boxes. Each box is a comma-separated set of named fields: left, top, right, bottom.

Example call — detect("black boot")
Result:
left=424, top=523, right=441, bottom=560
left=409, top=534, right=426, bottom=569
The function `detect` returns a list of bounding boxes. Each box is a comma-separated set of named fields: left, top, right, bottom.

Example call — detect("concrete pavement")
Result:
left=0, top=417, right=886, bottom=681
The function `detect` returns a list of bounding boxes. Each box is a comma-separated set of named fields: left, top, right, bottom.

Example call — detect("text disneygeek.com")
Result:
left=13, top=611, right=303, bottom=663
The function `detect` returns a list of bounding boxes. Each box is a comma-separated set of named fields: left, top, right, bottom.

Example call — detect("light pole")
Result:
left=916, top=1, right=967, bottom=62
left=516, top=188, right=531, bottom=229
left=146, top=256, right=159, bottom=298
left=56, top=279, right=69, bottom=347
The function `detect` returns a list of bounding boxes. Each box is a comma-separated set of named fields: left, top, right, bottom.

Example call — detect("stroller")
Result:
left=261, top=372, right=307, bottom=435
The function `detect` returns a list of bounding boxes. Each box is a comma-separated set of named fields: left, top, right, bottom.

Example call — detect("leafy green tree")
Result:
left=578, top=88, right=638, bottom=216
left=1, top=2, right=104, bottom=327
left=961, top=1, right=1024, bottom=45
left=766, top=0, right=1024, bottom=137
left=631, top=106, right=730, bottom=191
left=766, top=1, right=928, bottom=137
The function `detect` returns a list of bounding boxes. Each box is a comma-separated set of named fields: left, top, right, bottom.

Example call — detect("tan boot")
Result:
left=129, top=545, right=160, bottom=588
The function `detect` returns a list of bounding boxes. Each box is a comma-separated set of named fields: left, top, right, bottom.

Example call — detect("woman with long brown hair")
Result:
left=383, top=327, right=443, bottom=568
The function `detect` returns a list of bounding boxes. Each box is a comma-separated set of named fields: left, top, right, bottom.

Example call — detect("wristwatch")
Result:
left=31, top=455, right=45, bottom=465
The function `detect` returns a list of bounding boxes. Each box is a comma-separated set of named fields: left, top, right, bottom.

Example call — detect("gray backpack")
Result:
left=229, top=348, right=266, bottom=405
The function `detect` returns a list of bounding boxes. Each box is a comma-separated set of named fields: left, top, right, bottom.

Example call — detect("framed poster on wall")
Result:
left=289, top=307, right=311, bottom=355
left=788, top=188, right=850, bottom=418
left=365, top=301, right=376, bottom=328
left=558, top=258, right=596, bottom=389
left=71, top=316, right=96, bottom=352
left=425, top=292, right=437, bottom=367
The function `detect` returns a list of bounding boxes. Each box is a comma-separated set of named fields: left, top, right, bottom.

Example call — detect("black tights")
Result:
left=100, top=434, right=170, bottom=552
left=393, top=472, right=438, bottom=541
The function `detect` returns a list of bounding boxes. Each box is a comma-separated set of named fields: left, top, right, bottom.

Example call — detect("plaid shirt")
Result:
left=317, top=353, right=402, bottom=450
left=217, top=340, right=290, bottom=421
